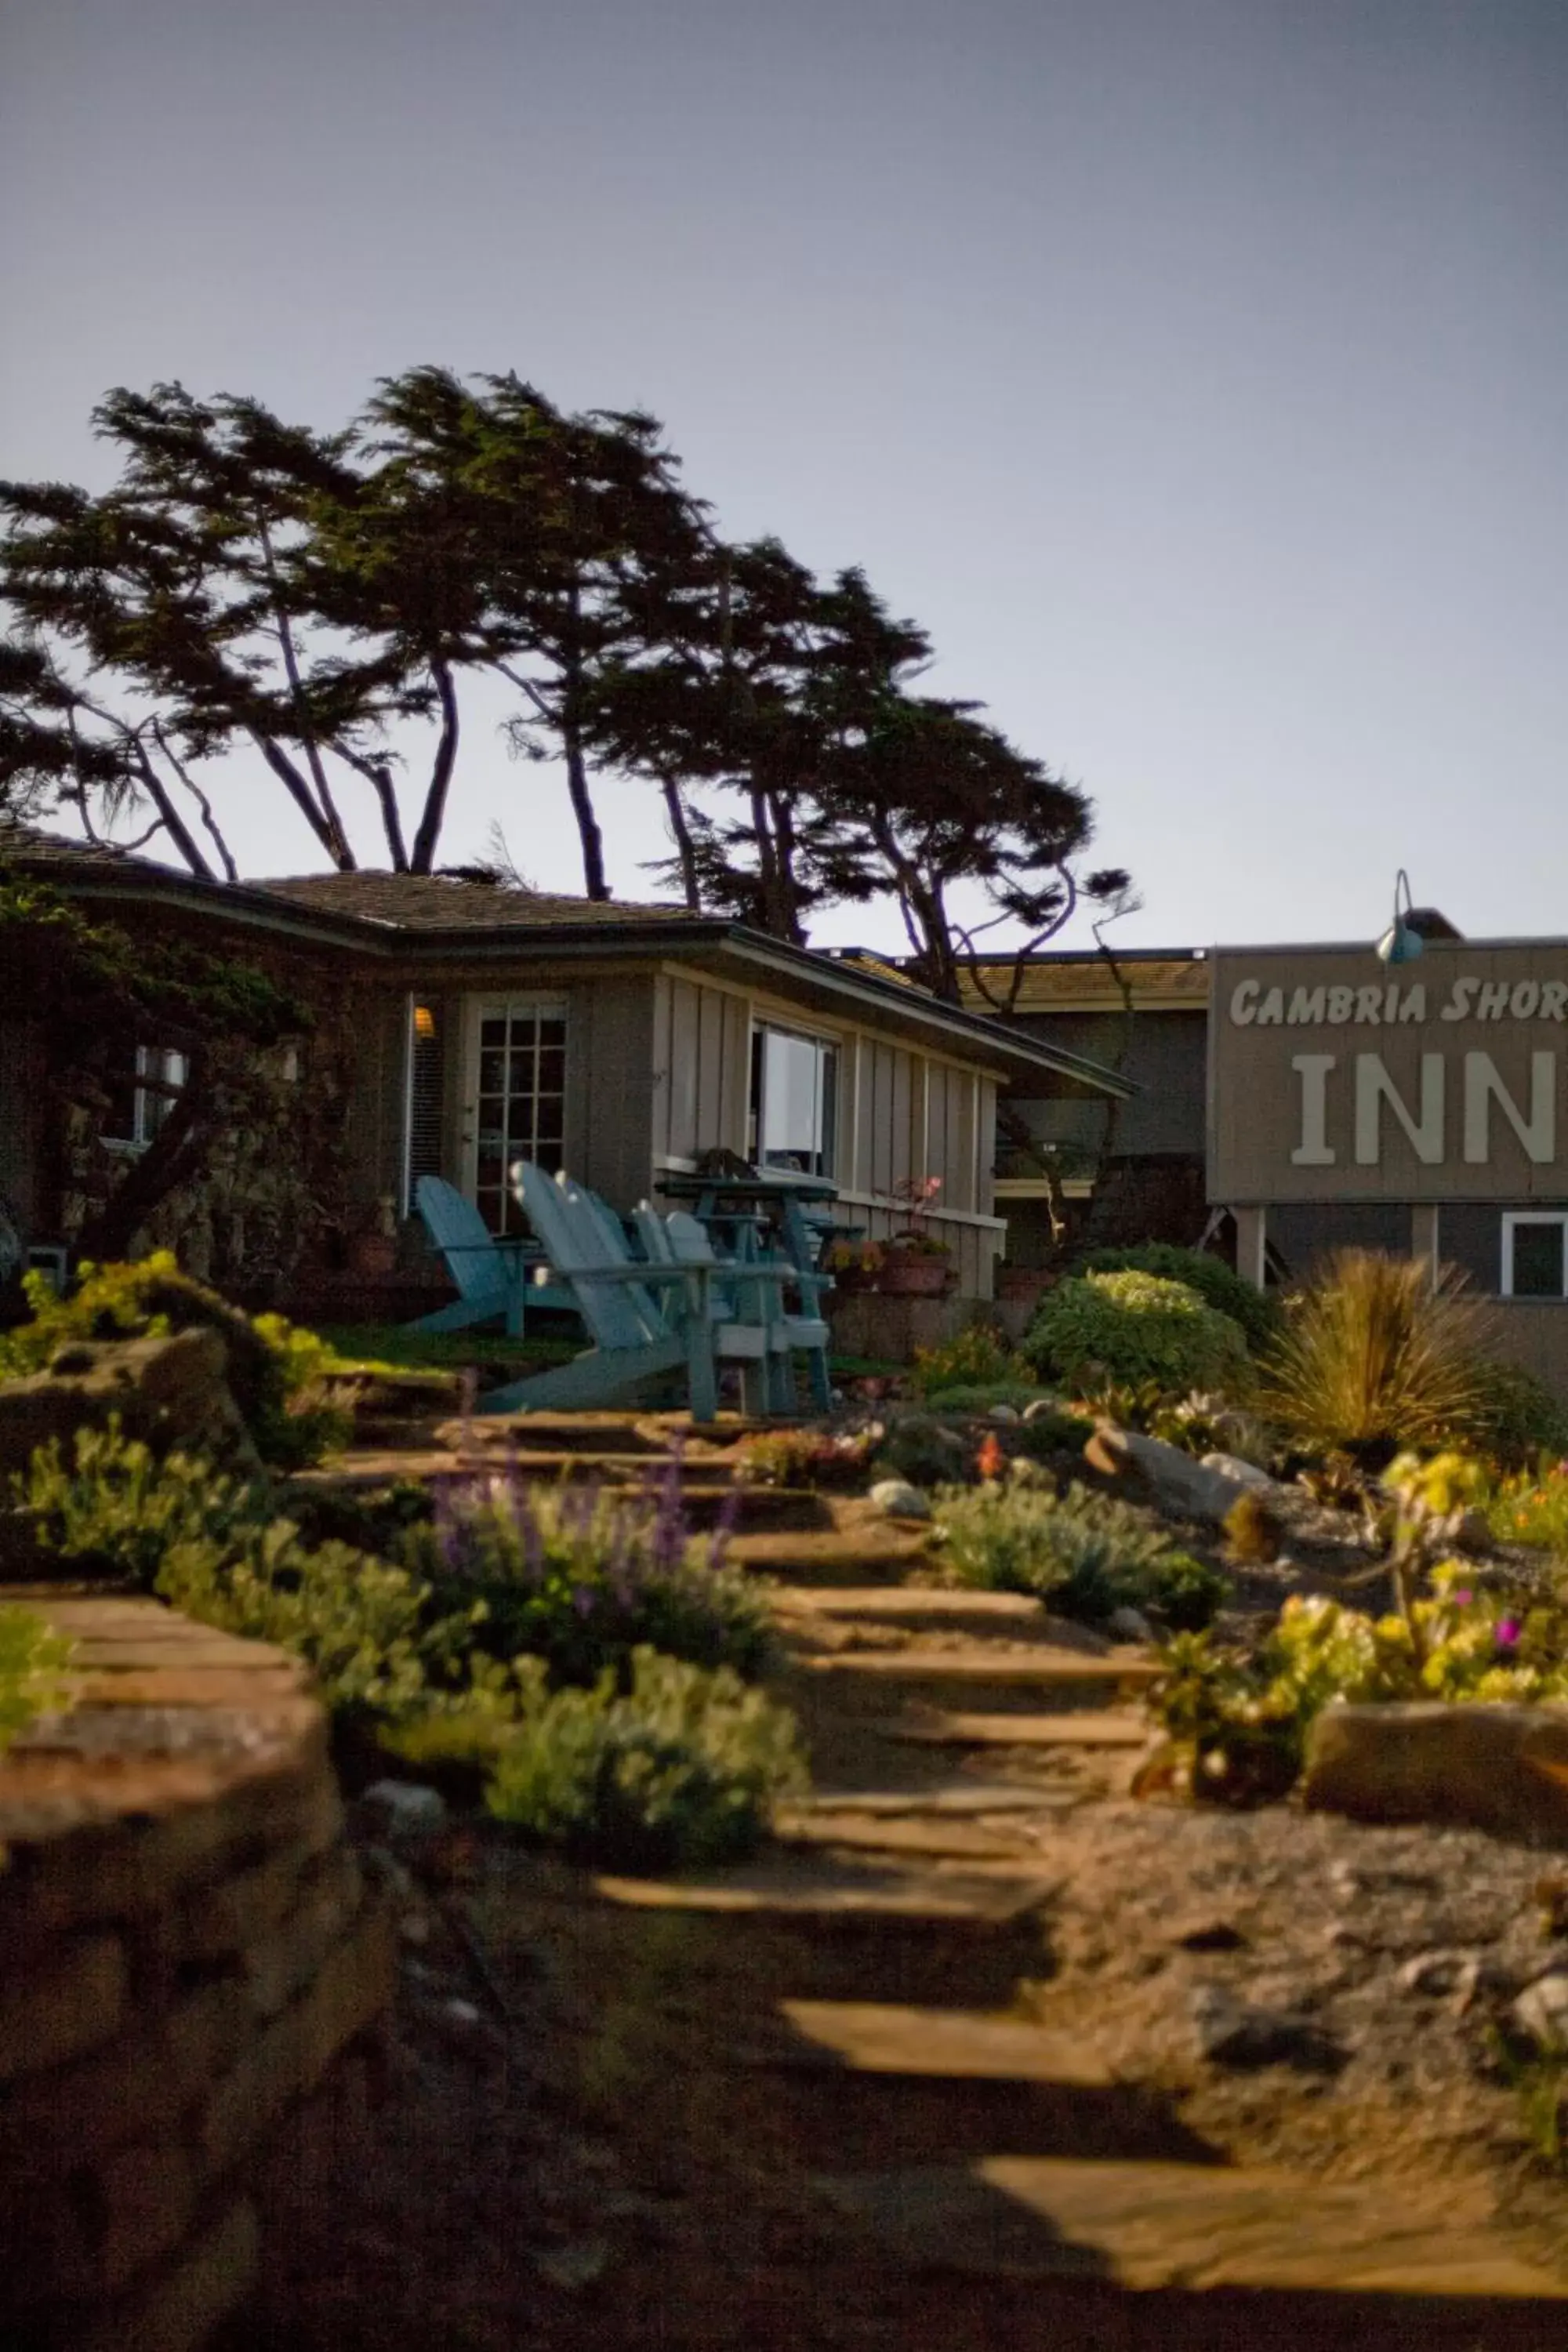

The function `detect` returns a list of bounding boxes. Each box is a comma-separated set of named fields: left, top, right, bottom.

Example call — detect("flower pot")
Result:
left=877, top=1251, right=952, bottom=1298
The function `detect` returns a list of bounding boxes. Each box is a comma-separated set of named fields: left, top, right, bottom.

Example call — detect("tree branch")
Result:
left=409, top=658, right=460, bottom=873
left=152, top=720, right=239, bottom=883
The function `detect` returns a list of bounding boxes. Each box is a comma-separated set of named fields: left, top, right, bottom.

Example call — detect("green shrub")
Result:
left=0, top=1606, right=74, bottom=1754
left=1022, top=1270, right=1250, bottom=1399
left=403, top=1459, right=773, bottom=1687
left=1468, top=1358, right=1568, bottom=1473
left=1490, top=1461, right=1568, bottom=1554
left=1011, top=1406, right=1098, bottom=1464
left=920, top=1381, right=1052, bottom=1414
left=1075, top=1245, right=1282, bottom=1352
left=1258, top=1250, right=1493, bottom=1468
left=909, top=1323, right=1018, bottom=1398
left=932, top=1472, right=1225, bottom=1628
left=17, top=1423, right=273, bottom=1584
left=0, top=1254, right=347, bottom=1466
left=484, top=1647, right=808, bottom=1869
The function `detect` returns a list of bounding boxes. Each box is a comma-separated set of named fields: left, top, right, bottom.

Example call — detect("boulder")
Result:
left=869, top=1479, right=932, bottom=1523
left=1302, top=1702, right=1568, bottom=1844
left=1513, top=1972, right=1568, bottom=2053
left=0, top=1327, right=256, bottom=1479
left=1200, top=1452, right=1279, bottom=1493
left=1085, top=1425, right=1251, bottom=1526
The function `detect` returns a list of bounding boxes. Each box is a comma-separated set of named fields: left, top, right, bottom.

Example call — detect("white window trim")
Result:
left=1501, top=1211, right=1568, bottom=1299
left=749, top=1018, right=840, bottom=1179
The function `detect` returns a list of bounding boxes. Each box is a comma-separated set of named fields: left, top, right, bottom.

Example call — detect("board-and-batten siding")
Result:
left=652, top=967, right=1004, bottom=1299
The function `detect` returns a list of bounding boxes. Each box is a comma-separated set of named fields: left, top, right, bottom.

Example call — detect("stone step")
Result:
left=798, top=1647, right=1160, bottom=1692
left=771, top=1585, right=1051, bottom=1634
left=724, top=1525, right=933, bottom=1582
left=771, top=1809, right=1049, bottom=1861
left=813, top=2157, right=1568, bottom=2309
left=293, top=1454, right=823, bottom=1530
left=772, top=1999, right=1112, bottom=2084
left=591, top=1856, right=1056, bottom=1928
left=884, top=1709, right=1154, bottom=1749
left=791, top=1784, right=1067, bottom=1816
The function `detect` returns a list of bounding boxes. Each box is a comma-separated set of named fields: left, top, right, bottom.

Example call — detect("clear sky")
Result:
left=3, top=0, right=1565, bottom=952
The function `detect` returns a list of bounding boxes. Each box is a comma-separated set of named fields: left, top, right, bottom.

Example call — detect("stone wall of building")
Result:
left=0, top=1592, right=394, bottom=2352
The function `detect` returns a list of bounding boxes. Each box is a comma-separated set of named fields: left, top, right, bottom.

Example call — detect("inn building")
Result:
left=968, top=920, right=1568, bottom=1397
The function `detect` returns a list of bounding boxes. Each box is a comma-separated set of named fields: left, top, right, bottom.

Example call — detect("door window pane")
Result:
left=472, top=1002, right=568, bottom=1234
left=1511, top=1220, right=1566, bottom=1298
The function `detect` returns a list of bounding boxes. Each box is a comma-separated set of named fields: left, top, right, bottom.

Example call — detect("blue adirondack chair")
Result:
left=410, top=1174, right=574, bottom=1337
left=477, top=1164, right=721, bottom=1417
left=631, top=1206, right=832, bottom=1417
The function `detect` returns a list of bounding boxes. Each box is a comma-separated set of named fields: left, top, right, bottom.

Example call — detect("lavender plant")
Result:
left=405, top=1447, right=771, bottom=1688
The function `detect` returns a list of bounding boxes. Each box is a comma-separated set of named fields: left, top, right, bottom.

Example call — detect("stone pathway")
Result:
left=279, top=1413, right=1568, bottom=2347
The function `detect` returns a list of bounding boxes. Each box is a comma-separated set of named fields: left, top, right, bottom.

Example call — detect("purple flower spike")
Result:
left=708, top=1483, right=742, bottom=1573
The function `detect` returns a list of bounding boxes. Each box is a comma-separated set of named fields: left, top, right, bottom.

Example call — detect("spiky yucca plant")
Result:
left=1258, top=1250, right=1493, bottom=1468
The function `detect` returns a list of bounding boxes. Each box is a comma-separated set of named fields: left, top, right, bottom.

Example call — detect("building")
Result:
left=2, top=829, right=1131, bottom=1315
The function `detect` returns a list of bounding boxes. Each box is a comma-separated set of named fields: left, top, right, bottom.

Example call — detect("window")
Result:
left=103, top=1045, right=189, bottom=1151
left=1501, top=1213, right=1568, bottom=1299
left=472, top=1001, right=567, bottom=1235
left=749, top=1025, right=837, bottom=1177
left=403, top=997, right=446, bottom=1216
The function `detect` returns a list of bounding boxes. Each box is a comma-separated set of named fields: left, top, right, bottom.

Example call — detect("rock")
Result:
left=1453, top=1508, right=1495, bottom=1558
left=1396, top=1950, right=1471, bottom=1998
left=1453, top=1954, right=1517, bottom=2015
left=987, top=1404, right=1021, bottom=1424
left=1175, top=1920, right=1248, bottom=1953
left=1022, top=1397, right=1069, bottom=1424
left=1200, top=1452, right=1278, bottom=1491
left=1108, top=1605, right=1155, bottom=1643
left=1302, top=1702, right=1568, bottom=1842
left=361, top=1779, right=448, bottom=1841
left=869, top=1479, right=932, bottom=1522
left=1086, top=1425, right=1252, bottom=1526
left=0, top=1326, right=257, bottom=1477
left=1189, top=1984, right=1346, bottom=2073
left=1513, top=1972, right=1568, bottom=2053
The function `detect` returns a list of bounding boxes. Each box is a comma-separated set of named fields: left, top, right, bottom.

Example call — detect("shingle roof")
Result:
left=0, top=821, right=165, bottom=878
left=260, top=870, right=692, bottom=930
left=960, top=953, right=1211, bottom=1014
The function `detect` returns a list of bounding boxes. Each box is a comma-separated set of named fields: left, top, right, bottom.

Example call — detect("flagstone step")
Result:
left=790, top=1784, right=1068, bottom=1815
left=813, top=2156, right=1568, bottom=2309
left=771, top=1585, right=1051, bottom=1632
left=798, top=1647, right=1160, bottom=1692
left=884, top=1709, right=1154, bottom=1749
left=293, top=1454, right=822, bottom=1528
left=771, top=1999, right=1114, bottom=2084
left=771, top=1809, right=1051, bottom=1860
left=590, top=1856, right=1056, bottom=1927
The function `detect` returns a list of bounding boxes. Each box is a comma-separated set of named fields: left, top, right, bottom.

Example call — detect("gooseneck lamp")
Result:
left=1375, top=870, right=1425, bottom=967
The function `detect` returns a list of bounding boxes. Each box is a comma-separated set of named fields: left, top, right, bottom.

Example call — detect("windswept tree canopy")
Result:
left=1, top=369, right=1129, bottom=993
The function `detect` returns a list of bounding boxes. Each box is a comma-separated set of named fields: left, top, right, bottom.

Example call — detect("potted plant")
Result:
left=878, top=1177, right=954, bottom=1297
left=825, top=1237, right=885, bottom=1294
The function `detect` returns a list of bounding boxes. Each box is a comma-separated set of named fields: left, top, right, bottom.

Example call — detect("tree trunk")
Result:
left=660, top=774, right=702, bottom=910
left=409, top=660, right=460, bottom=873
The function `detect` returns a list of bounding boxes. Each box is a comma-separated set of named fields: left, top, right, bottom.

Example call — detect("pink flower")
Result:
left=1495, top=1618, right=1522, bottom=1650
left=1453, top=1589, right=1473, bottom=1608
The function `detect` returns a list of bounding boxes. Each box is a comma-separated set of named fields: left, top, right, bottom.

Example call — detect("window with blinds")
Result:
left=404, top=997, right=446, bottom=1216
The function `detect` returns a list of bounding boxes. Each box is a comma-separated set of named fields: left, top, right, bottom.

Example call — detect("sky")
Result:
left=2, top=0, right=1566, bottom=953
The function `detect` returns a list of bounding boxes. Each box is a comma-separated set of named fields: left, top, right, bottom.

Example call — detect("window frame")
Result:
left=748, top=1020, right=840, bottom=1179
left=101, top=1043, right=191, bottom=1156
left=1501, top=1210, right=1568, bottom=1300
left=462, top=994, right=570, bottom=1236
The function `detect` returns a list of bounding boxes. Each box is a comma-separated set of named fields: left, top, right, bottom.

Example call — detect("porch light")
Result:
left=412, top=1004, right=437, bottom=1040
left=1375, top=870, right=1425, bottom=967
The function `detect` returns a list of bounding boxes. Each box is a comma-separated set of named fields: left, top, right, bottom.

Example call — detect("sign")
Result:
left=1208, top=944, right=1568, bottom=1204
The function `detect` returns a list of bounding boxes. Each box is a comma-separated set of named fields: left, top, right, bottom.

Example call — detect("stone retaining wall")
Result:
left=0, top=1589, right=394, bottom=2352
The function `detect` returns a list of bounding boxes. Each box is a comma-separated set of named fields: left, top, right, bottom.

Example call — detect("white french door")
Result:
left=460, top=996, right=568, bottom=1235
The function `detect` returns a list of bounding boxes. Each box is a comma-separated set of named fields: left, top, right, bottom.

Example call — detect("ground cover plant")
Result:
left=1490, top=1462, right=1568, bottom=1555
left=11, top=1423, right=800, bottom=1867
left=1, top=1254, right=348, bottom=1466
left=0, top=1604, right=74, bottom=1755
left=405, top=1455, right=772, bottom=1688
left=909, top=1322, right=1020, bottom=1399
left=734, top=1427, right=878, bottom=1490
left=932, top=1465, right=1227, bottom=1630
left=1022, top=1269, right=1250, bottom=1400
